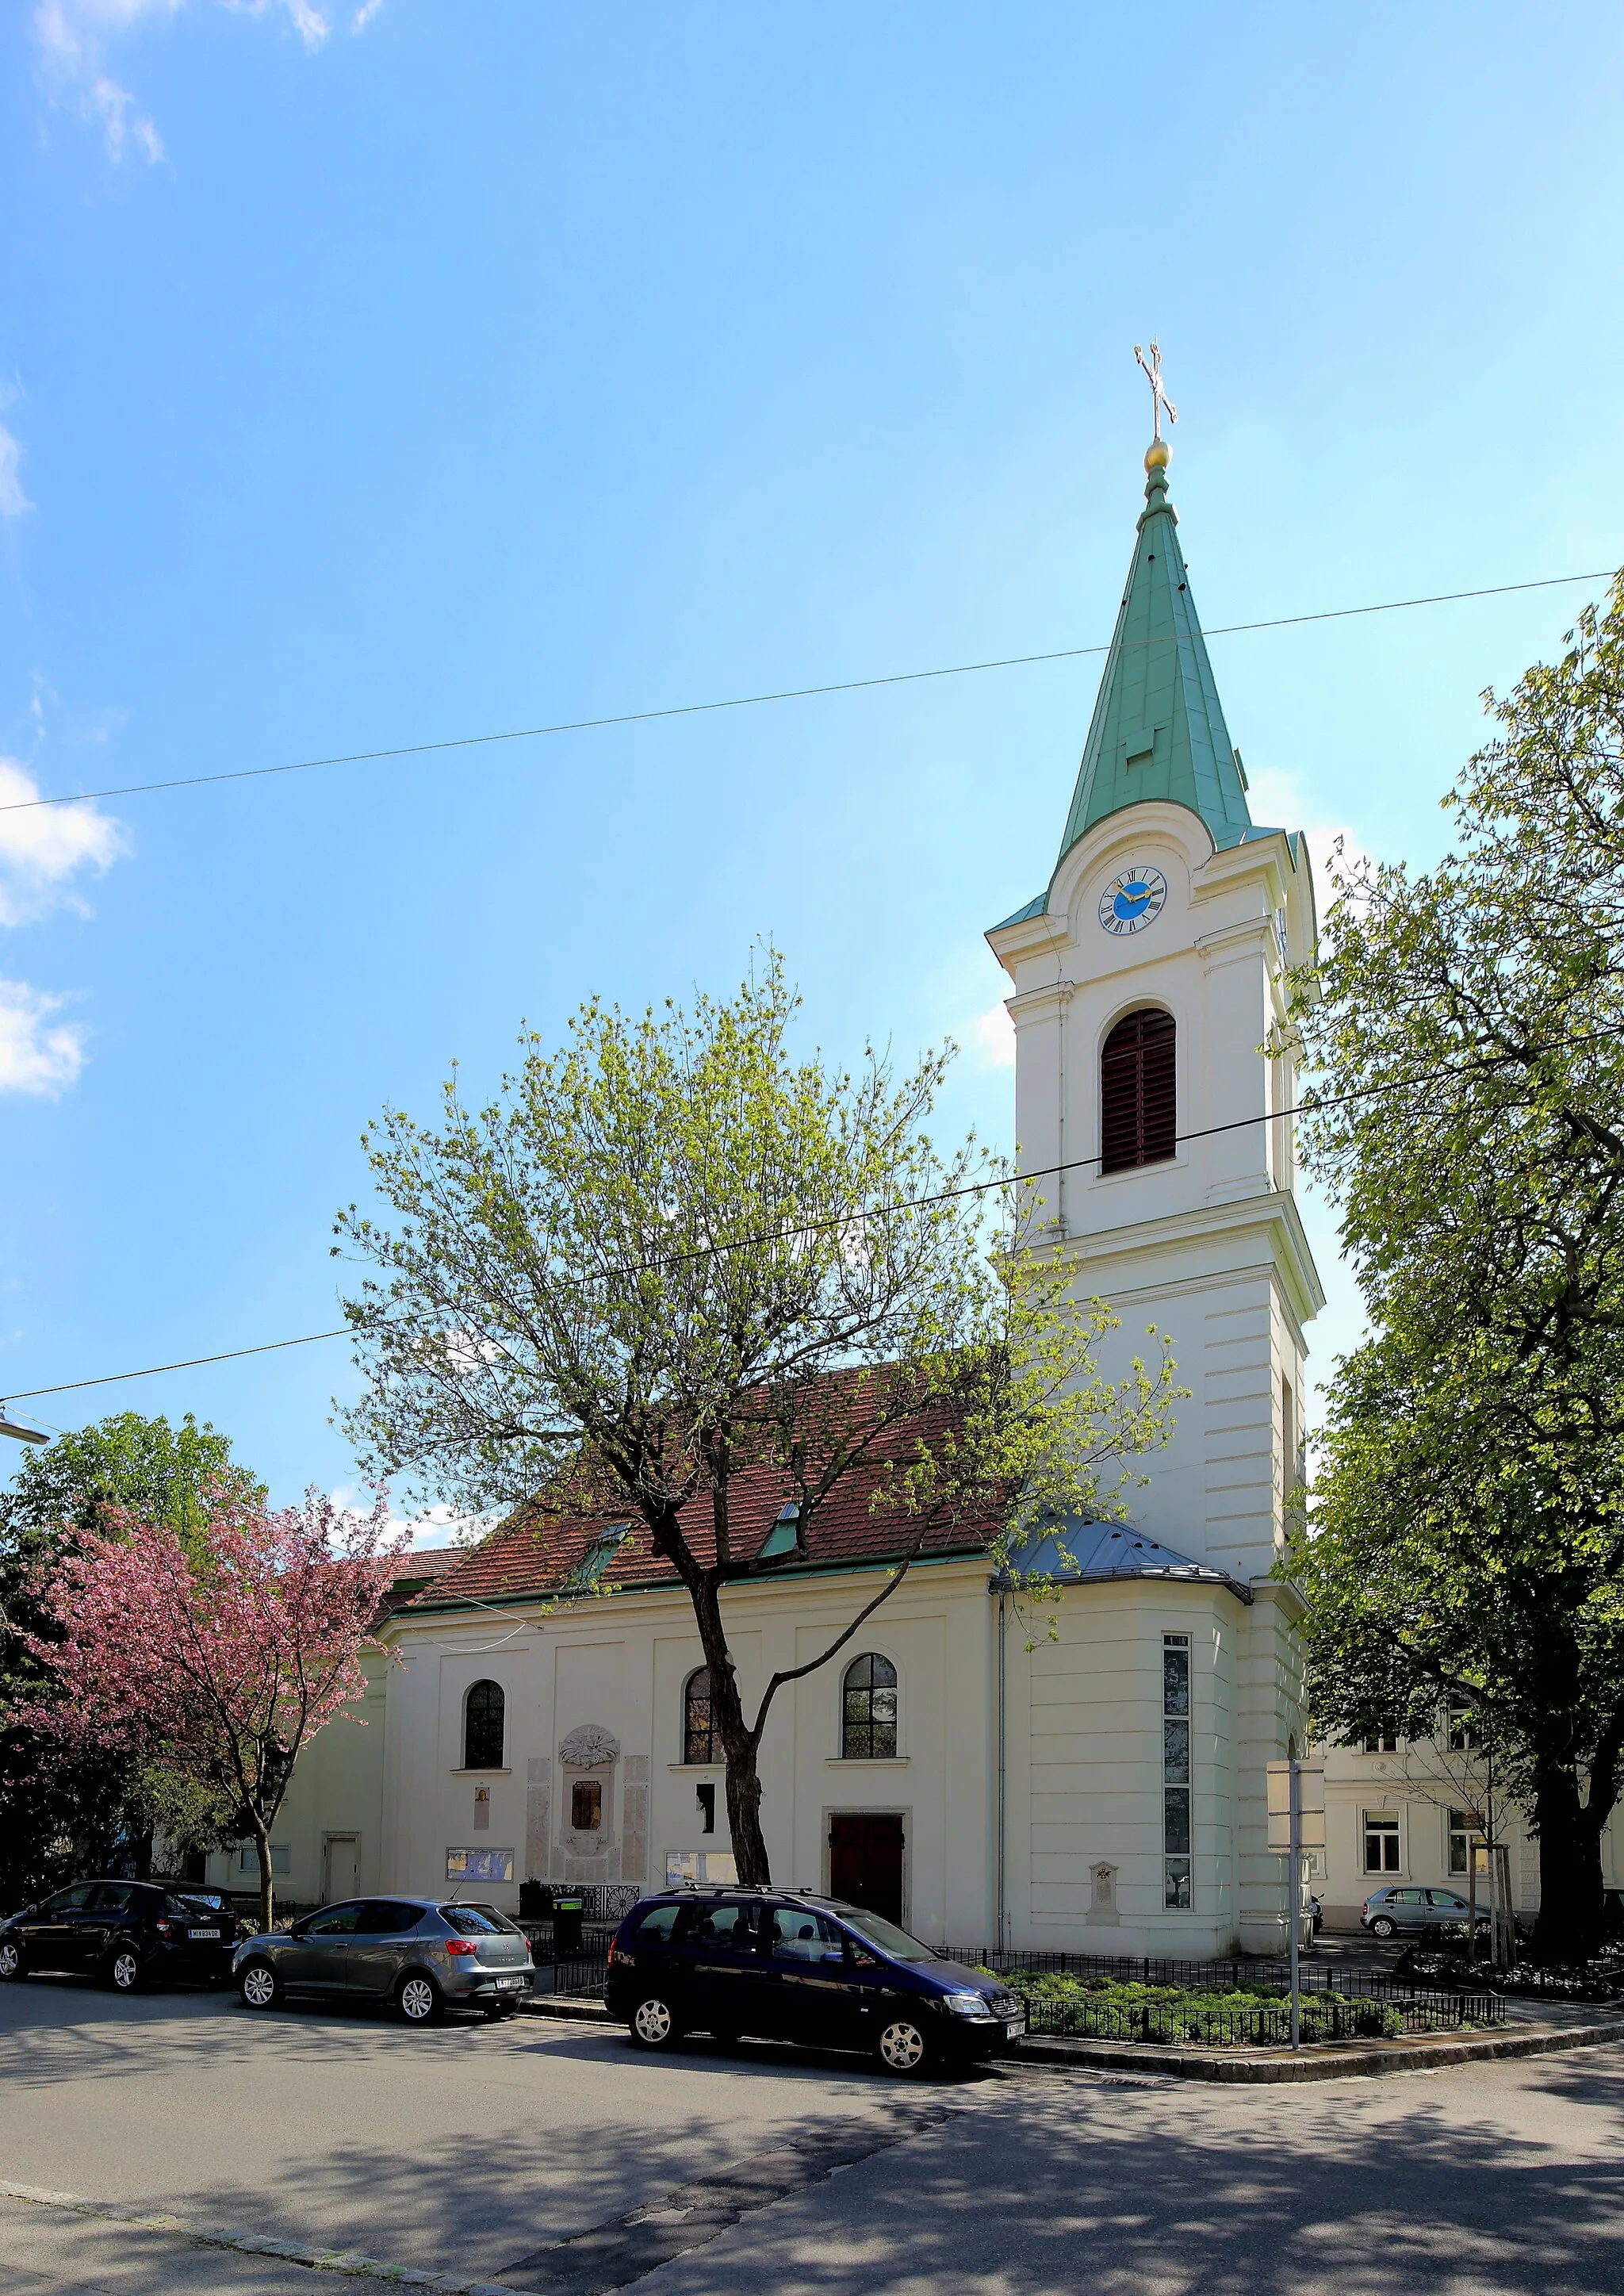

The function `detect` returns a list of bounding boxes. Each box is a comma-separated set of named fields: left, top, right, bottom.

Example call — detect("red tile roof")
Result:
left=406, top=1406, right=1008, bottom=1612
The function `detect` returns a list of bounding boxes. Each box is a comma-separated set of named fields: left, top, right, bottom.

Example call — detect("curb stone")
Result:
left=1010, top=2013, right=1624, bottom=2082
left=519, top=1996, right=613, bottom=2024
left=0, top=2183, right=542, bottom=2294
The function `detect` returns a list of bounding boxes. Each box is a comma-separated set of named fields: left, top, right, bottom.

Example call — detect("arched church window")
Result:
left=684, top=1667, right=718, bottom=1765
left=841, top=1654, right=898, bottom=1758
left=463, top=1679, right=505, bottom=1769
left=1101, top=1006, right=1176, bottom=1175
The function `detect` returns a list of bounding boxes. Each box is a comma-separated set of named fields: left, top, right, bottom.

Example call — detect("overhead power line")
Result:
left=1, top=568, right=1614, bottom=819
left=15, top=1019, right=1624, bottom=1406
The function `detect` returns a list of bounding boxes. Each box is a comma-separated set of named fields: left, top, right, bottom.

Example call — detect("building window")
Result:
left=757, top=1504, right=801, bottom=1562
left=841, top=1654, right=898, bottom=1758
left=1162, top=1634, right=1192, bottom=1909
left=1362, top=1731, right=1399, bottom=1754
left=1101, top=1008, right=1176, bottom=1175
left=463, top=1680, right=504, bottom=1769
left=1449, top=1809, right=1488, bottom=1877
left=684, top=1668, right=718, bottom=1765
left=569, top=1522, right=630, bottom=1590
left=571, top=1780, right=602, bottom=1831
left=1364, top=1812, right=1400, bottom=1872
left=1447, top=1708, right=1482, bottom=1753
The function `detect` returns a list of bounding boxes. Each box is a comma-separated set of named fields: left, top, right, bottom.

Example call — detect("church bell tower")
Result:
left=986, top=378, right=1323, bottom=1952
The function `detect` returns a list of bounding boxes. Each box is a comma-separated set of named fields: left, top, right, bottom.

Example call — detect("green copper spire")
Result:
left=1055, top=441, right=1252, bottom=867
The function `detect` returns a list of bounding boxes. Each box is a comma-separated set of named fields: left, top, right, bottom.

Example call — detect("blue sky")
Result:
left=1, top=0, right=1620, bottom=1525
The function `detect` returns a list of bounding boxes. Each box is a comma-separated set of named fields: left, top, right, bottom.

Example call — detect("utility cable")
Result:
left=0, top=568, right=1614, bottom=818
left=13, top=1017, right=1624, bottom=1405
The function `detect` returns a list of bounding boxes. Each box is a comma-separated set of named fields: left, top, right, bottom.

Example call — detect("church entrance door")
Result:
left=828, top=1812, right=904, bottom=1923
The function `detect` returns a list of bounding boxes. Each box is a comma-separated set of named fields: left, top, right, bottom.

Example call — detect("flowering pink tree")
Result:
left=17, top=1488, right=403, bottom=1930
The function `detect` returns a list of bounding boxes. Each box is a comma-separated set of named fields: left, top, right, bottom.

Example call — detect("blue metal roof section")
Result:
left=993, top=1514, right=1253, bottom=1604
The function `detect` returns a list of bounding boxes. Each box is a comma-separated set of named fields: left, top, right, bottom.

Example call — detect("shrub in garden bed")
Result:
left=986, top=1968, right=1406, bottom=2045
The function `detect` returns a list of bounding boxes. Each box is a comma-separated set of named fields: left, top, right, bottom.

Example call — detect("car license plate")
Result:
left=1004, top=2016, right=1026, bottom=2039
left=497, top=1975, right=523, bottom=1988
left=189, top=1928, right=220, bottom=1940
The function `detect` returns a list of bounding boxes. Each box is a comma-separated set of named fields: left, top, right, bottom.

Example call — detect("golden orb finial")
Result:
left=1144, top=437, right=1171, bottom=473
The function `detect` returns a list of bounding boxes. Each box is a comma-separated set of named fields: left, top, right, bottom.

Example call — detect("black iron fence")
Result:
left=940, top=1948, right=1465, bottom=1996
left=520, top=1922, right=615, bottom=1998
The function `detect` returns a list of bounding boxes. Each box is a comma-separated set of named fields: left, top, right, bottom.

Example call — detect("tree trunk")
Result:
left=1531, top=1761, right=1608, bottom=1962
left=690, top=1577, right=772, bottom=1886
left=251, top=1819, right=275, bottom=1935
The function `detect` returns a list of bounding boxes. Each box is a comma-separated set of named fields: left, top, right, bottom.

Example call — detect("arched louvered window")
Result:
left=684, top=1667, right=718, bottom=1765
left=841, top=1653, right=898, bottom=1758
left=463, top=1679, right=505, bottom=1769
left=1100, top=1007, right=1176, bottom=1175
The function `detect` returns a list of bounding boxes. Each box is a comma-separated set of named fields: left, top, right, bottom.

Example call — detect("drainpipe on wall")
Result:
left=995, top=1589, right=1008, bottom=1952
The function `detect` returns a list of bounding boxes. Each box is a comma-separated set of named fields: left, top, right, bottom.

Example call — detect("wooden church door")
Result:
left=829, top=1812, right=904, bottom=1922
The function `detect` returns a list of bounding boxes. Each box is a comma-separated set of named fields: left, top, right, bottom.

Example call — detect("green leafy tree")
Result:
left=1283, top=573, right=1624, bottom=1960
left=0, top=1412, right=263, bottom=1903
left=337, top=955, right=1176, bottom=1884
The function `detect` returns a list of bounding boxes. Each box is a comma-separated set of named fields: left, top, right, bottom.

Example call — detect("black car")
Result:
left=605, top=1888, right=1025, bottom=2075
left=0, top=1880, right=244, bottom=1993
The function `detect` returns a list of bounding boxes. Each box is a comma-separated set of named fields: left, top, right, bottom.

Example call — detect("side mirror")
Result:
left=287, top=1918, right=311, bottom=1939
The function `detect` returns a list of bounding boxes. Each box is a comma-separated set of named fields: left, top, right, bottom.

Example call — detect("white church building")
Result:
left=225, top=431, right=1332, bottom=1957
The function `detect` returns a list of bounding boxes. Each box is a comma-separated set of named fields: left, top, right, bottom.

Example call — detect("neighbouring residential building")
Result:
left=1316, top=1732, right=1622, bottom=1928
left=232, top=430, right=1354, bottom=1952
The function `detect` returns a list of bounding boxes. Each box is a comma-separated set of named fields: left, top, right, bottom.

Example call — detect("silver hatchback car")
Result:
left=234, top=1896, right=533, bottom=2024
left=1359, top=1885, right=1490, bottom=1940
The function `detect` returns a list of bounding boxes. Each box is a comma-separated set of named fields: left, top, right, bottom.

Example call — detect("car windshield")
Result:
left=438, top=1904, right=518, bottom=1936
left=837, top=1908, right=939, bottom=1962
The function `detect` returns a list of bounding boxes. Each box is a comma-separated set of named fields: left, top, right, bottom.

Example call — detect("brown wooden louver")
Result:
left=1100, top=1006, right=1176, bottom=1174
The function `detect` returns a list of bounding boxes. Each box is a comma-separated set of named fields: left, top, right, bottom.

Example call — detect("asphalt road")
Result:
left=2, top=1972, right=1622, bottom=2294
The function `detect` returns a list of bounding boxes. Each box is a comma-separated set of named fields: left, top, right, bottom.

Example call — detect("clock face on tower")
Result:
left=1098, top=864, right=1168, bottom=937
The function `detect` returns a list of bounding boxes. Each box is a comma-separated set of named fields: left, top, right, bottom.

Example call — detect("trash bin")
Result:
left=553, top=1895, right=584, bottom=1955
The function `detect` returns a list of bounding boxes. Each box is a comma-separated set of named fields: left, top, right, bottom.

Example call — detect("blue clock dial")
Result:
left=1097, top=864, right=1168, bottom=937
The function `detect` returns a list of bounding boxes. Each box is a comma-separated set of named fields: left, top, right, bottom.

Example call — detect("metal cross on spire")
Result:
left=1134, top=341, right=1177, bottom=443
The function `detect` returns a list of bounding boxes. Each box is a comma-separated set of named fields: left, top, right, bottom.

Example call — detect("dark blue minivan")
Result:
left=605, top=1888, right=1025, bottom=2075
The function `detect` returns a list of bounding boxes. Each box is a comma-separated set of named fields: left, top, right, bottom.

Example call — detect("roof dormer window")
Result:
left=757, top=1504, right=801, bottom=1563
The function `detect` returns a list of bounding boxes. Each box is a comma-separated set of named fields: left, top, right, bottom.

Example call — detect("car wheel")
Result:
left=1369, top=1916, right=1397, bottom=1940
left=239, top=1959, right=283, bottom=2010
left=877, top=2018, right=933, bottom=2076
left=397, top=1972, right=444, bottom=2026
left=107, top=1949, right=142, bottom=1994
left=629, top=1995, right=682, bottom=2050
left=0, top=1941, right=23, bottom=1980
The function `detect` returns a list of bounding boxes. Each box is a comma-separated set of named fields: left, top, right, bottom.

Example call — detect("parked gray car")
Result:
left=234, top=1897, right=533, bottom=2024
left=1359, top=1885, right=1490, bottom=1939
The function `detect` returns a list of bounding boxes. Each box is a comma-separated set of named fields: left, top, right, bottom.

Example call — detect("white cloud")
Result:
left=0, top=758, right=126, bottom=927
left=0, top=426, right=32, bottom=521
left=974, top=999, right=1016, bottom=1068
left=33, top=0, right=372, bottom=159
left=1240, top=763, right=1361, bottom=920
left=0, top=981, right=86, bottom=1096
left=329, top=1487, right=487, bottom=1552
left=33, top=1, right=167, bottom=162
